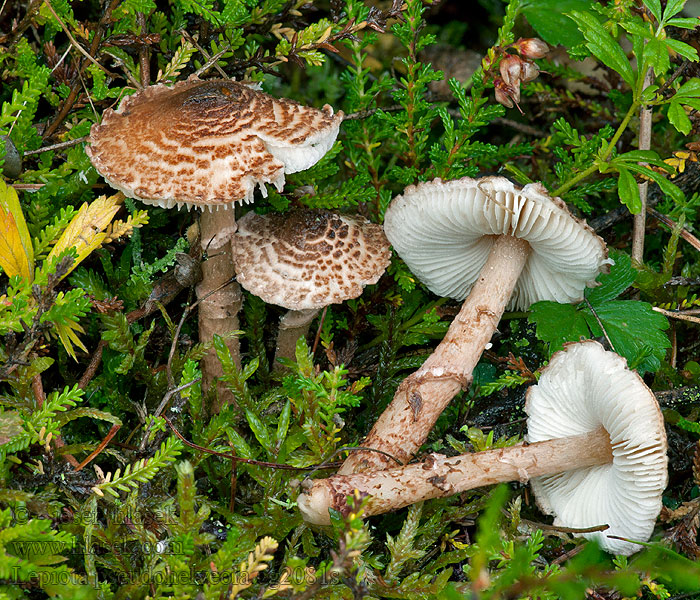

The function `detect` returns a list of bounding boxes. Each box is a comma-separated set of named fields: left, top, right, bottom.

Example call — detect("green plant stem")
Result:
left=552, top=99, right=640, bottom=198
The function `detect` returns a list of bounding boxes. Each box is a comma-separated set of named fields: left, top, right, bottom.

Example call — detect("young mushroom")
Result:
left=298, top=340, right=668, bottom=556
left=231, top=209, right=391, bottom=368
left=86, top=75, right=342, bottom=410
left=339, top=176, right=610, bottom=474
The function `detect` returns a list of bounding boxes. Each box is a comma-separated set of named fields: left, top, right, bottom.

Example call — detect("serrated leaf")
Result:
left=665, top=17, right=700, bottom=31
left=664, top=0, right=690, bottom=21
left=582, top=301, right=669, bottom=374
left=529, top=255, right=669, bottom=374
left=642, top=0, right=662, bottom=23
left=643, top=36, right=670, bottom=75
left=568, top=10, right=635, bottom=88
left=616, top=168, right=641, bottom=213
left=0, top=180, right=34, bottom=281
left=665, top=38, right=699, bottom=61
left=674, top=78, right=700, bottom=99
left=528, top=301, right=590, bottom=353
left=47, top=193, right=123, bottom=281
left=585, top=251, right=635, bottom=305
left=668, top=101, right=692, bottom=135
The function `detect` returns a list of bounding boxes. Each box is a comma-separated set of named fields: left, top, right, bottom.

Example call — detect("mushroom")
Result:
left=339, top=176, right=610, bottom=474
left=86, top=76, right=342, bottom=411
left=298, top=341, right=668, bottom=556
left=231, top=208, right=391, bottom=368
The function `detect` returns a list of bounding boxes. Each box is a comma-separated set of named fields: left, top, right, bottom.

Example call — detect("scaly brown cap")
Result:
left=86, top=76, right=343, bottom=210
left=232, top=209, right=391, bottom=310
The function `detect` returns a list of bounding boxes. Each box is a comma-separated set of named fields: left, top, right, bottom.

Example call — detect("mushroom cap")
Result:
left=232, top=209, right=391, bottom=310
left=383, top=176, right=610, bottom=310
left=86, top=76, right=343, bottom=210
left=526, top=340, right=668, bottom=556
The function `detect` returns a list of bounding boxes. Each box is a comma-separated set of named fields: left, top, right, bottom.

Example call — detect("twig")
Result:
left=343, top=104, right=403, bottom=120
left=653, top=306, right=700, bottom=325
left=42, top=0, right=119, bottom=80
left=164, top=417, right=341, bottom=471
left=664, top=276, right=700, bottom=287
left=657, top=60, right=688, bottom=97
left=77, top=340, right=107, bottom=389
left=631, top=69, right=654, bottom=266
left=2, top=0, right=42, bottom=48
left=648, top=206, right=700, bottom=252
left=137, top=12, right=150, bottom=86
left=138, top=379, right=201, bottom=451
left=311, top=306, right=328, bottom=355
left=179, top=29, right=229, bottom=79
left=583, top=298, right=616, bottom=351
left=194, top=42, right=234, bottom=79
left=43, top=0, right=122, bottom=139
left=23, top=136, right=88, bottom=155
left=31, top=374, right=45, bottom=409
left=74, top=424, right=121, bottom=472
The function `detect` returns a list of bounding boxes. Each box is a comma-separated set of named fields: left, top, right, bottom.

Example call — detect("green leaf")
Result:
left=663, top=0, right=689, bottom=21
left=616, top=167, right=641, bottom=213
left=668, top=101, right=692, bottom=135
left=666, top=17, right=700, bottom=31
left=528, top=301, right=590, bottom=353
left=674, top=78, right=700, bottom=99
left=643, top=37, right=670, bottom=75
left=665, top=38, right=699, bottom=61
left=245, top=408, right=274, bottom=455
left=582, top=301, right=669, bottom=374
left=529, top=255, right=670, bottom=375
left=568, top=10, right=635, bottom=88
left=625, top=163, right=685, bottom=204
left=522, top=0, right=589, bottom=47
left=614, top=149, right=669, bottom=168
left=585, top=251, right=635, bottom=305
left=642, top=0, right=662, bottom=23
left=274, top=400, right=291, bottom=453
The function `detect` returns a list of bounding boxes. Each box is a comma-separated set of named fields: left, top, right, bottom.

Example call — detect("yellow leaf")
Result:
left=47, top=192, right=123, bottom=280
left=0, top=180, right=34, bottom=281
left=53, top=319, right=88, bottom=361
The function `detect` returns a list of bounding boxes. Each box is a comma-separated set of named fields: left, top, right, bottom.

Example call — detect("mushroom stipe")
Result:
left=86, top=76, right=343, bottom=410
left=339, top=176, right=611, bottom=474
left=298, top=341, right=668, bottom=557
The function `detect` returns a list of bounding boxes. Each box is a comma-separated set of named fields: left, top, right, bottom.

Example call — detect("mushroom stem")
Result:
left=197, top=209, right=242, bottom=414
left=299, top=426, right=612, bottom=525
left=340, top=234, right=531, bottom=475
left=274, top=308, right=320, bottom=370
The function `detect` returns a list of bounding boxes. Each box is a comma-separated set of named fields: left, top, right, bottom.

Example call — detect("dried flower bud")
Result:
left=520, top=60, right=540, bottom=83
left=515, top=37, right=549, bottom=59
left=499, top=54, right=523, bottom=88
left=494, top=79, right=514, bottom=108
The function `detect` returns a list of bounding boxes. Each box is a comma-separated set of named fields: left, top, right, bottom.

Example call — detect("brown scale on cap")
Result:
left=86, top=76, right=343, bottom=209
left=232, top=209, right=391, bottom=310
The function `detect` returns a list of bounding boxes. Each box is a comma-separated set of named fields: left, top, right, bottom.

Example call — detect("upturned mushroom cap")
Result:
left=383, top=176, right=610, bottom=310
left=231, top=209, right=391, bottom=310
left=86, top=76, right=343, bottom=210
left=526, top=340, right=668, bottom=556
